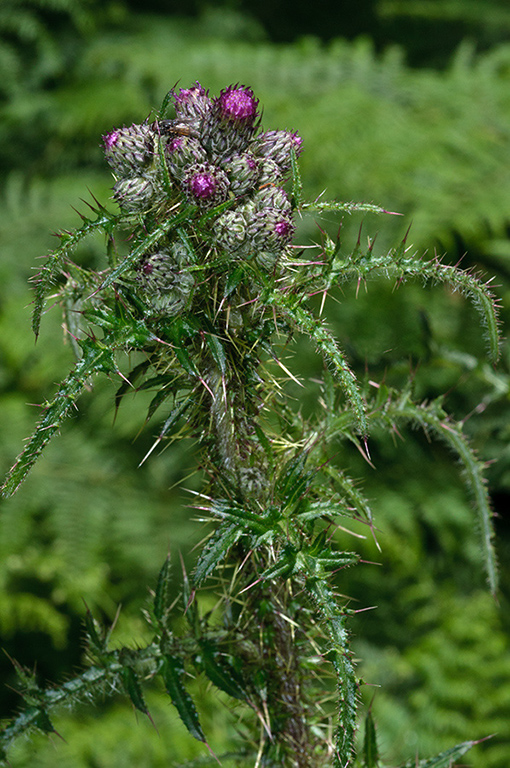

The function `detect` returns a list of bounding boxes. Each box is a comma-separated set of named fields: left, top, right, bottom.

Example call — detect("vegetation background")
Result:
left=1, top=0, right=510, bottom=765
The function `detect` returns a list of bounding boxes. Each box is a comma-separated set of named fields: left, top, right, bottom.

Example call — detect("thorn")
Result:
left=355, top=439, right=375, bottom=469
left=356, top=222, right=363, bottom=248
left=400, top=222, right=413, bottom=246
left=239, top=578, right=263, bottom=594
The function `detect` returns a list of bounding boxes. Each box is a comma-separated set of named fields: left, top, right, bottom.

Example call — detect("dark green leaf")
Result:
left=194, top=523, right=243, bottom=586
left=1, top=339, right=117, bottom=498
left=224, top=265, right=247, bottom=297
left=197, top=641, right=249, bottom=703
left=276, top=453, right=312, bottom=509
left=399, top=740, right=476, bottom=768
left=204, top=332, right=227, bottom=377
left=121, top=667, right=149, bottom=716
left=362, top=707, right=380, bottom=768
left=153, top=555, right=173, bottom=625
left=161, top=655, right=206, bottom=743
left=83, top=607, right=105, bottom=655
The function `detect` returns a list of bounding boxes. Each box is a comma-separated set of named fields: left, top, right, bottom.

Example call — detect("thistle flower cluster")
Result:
left=102, top=83, right=303, bottom=306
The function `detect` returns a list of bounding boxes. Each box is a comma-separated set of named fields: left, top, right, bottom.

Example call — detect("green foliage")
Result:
left=0, top=76, right=504, bottom=768
left=1, top=13, right=510, bottom=768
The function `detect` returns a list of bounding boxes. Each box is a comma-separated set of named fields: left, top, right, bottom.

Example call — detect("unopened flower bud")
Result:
left=173, top=82, right=212, bottom=125
left=137, top=251, right=194, bottom=314
left=214, top=210, right=248, bottom=253
left=246, top=207, right=295, bottom=253
left=251, top=130, right=303, bottom=176
left=113, top=175, right=159, bottom=213
left=182, top=163, right=230, bottom=209
left=165, top=135, right=208, bottom=180
left=251, top=186, right=292, bottom=214
left=222, top=152, right=260, bottom=197
left=257, top=159, right=283, bottom=187
left=103, top=124, right=154, bottom=178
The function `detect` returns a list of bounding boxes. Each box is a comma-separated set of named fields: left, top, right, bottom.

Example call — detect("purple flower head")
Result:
left=202, top=85, right=260, bottom=159
left=182, top=162, right=230, bottom=209
left=191, top=174, right=216, bottom=200
left=215, top=85, right=259, bottom=128
left=141, top=260, right=154, bottom=277
left=168, top=137, right=184, bottom=152
left=173, top=82, right=212, bottom=122
left=274, top=219, right=293, bottom=239
left=103, top=130, right=119, bottom=151
left=245, top=207, right=295, bottom=253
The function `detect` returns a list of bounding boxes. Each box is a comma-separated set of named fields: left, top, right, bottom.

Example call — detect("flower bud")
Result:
left=246, top=207, right=295, bottom=253
left=201, top=85, right=260, bottom=158
left=165, top=135, right=208, bottom=180
left=213, top=210, right=248, bottom=253
left=257, top=159, right=283, bottom=187
left=181, top=162, right=230, bottom=209
left=173, top=82, right=212, bottom=126
left=103, top=124, right=154, bottom=178
left=113, top=175, right=159, bottom=213
left=137, top=251, right=194, bottom=315
left=251, top=130, right=303, bottom=176
left=222, top=152, right=260, bottom=197
left=251, top=186, right=292, bottom=214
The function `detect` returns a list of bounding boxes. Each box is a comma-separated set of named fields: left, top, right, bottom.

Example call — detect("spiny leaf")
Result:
left=84, top=607, right=106, bottom=655
left=266, top=291, right=367, bottom=436
left=161, top=655, right=206, bottom=743
left=114, top=359, right=151, bottom=412
left=371, top=389, right=498, bottom=594
left=203, top=331, right=227, bottom=377
left=276, top=452, right=314, bottom=510
left=99, top=204, right=197, bottom=292
left=193, top=523, right=243, bottom=586
left=320, top=464, right=375, bottom=528
left=305, top=578, right=358, bottom=767
left=399, top=740, right=476, bottom=768
left=121, top=666, right=150, bottom=716
left=301, top=200, right=397, bottom=216
left=196, top=640, right=249, bottom=703
left=330, top=247, right=501, bottom=364
left=224, top=264, right=248, bottom=297
left=260, top=545, right=297, bottom=581
left=32, top=204, right=121, bottom=338
left=1, top=338, right=117, bottom=498
left=153, top=555, right=173, bottom=626
left=362, top=707, right=380, bottom=768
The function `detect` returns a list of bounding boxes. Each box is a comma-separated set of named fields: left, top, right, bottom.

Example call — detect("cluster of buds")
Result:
left=103, top=83, right=302, bottom=311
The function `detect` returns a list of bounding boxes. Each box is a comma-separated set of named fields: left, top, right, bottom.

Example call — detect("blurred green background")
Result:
left=1, top=1, right=510, bottom=765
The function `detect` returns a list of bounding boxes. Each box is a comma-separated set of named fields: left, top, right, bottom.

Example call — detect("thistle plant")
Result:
left=0, top=82, right=501, bottom=767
